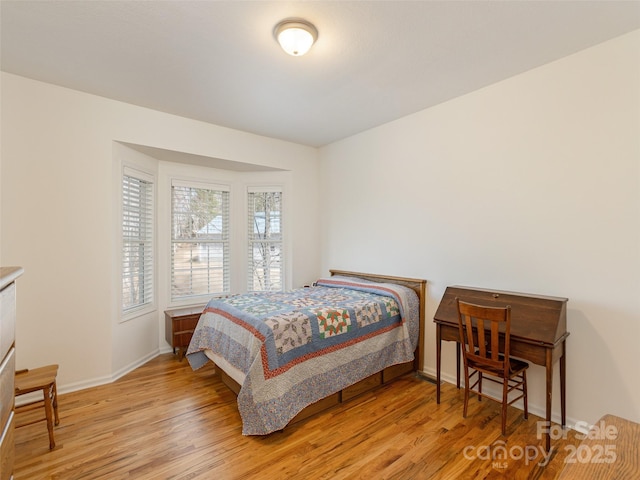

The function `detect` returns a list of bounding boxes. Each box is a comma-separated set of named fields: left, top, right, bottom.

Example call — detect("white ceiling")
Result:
left=1, top=1, right=639, bottom=147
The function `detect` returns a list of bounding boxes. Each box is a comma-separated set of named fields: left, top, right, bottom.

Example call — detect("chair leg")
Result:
left=462, top=367, right=470, bottom=418
left=478, top=372, right=483, bottom=401
left=522, top=371, right=528, bottom=419
left=52, top=380, right=60, bottom=426
left=43, top=384, right=56, bottom=449
left=501, top=379, right=508, bottom=436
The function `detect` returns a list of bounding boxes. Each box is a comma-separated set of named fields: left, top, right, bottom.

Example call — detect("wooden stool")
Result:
left=14, top=364, right=60, bottom=449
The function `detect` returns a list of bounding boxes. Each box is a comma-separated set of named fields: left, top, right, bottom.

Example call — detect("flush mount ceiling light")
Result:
left=274, top=19, right=318, bottom=56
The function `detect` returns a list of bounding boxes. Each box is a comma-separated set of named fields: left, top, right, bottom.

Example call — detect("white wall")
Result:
left=1, top=29, right=638, bottom=429
left=319, top=30, right=640, bottom=427
left=0, top=73, right=320, bottom=391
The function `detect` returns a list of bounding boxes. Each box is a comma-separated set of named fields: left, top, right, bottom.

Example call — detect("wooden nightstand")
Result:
left=164, top=305, right=205, bottom=360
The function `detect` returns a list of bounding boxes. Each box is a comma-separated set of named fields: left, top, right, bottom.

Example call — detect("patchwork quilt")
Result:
left=186, top=276, right=420, bottom=435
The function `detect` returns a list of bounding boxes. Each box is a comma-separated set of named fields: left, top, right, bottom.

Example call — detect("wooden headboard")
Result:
left=329, top=269, right=427, bottom=373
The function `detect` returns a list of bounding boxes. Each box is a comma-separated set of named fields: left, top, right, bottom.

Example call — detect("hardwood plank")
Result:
left=557, top=414, right=640, bottom=480
left=14, top=354, right=581, bottom=479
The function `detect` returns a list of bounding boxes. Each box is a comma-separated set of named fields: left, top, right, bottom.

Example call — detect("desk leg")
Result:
left=545, top=348, right=553, bottom=452
left=560, top=339, right=567, bottom=427
left=436, top=324, right=441, bottom=404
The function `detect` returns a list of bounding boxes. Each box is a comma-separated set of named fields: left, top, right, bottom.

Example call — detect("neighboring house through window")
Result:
left=171, top=180, right=230, bottom=302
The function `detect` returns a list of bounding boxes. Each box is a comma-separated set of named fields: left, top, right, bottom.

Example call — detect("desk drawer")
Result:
left=0, top=348, right=15, bottom=430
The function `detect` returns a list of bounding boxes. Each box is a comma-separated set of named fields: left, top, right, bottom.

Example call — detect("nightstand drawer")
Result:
left=173, top=314, right=200, bottom=334
left=165, top=306, right=205, bottom=360
left=173, top=331, right=195, bottom=349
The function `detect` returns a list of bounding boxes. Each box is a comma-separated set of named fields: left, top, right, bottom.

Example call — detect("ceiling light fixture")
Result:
left=274, top=19, right=318, bottom=56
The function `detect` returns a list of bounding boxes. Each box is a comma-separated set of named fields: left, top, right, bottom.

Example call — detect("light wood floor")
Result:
left=14, top=353, right=581, bottom=479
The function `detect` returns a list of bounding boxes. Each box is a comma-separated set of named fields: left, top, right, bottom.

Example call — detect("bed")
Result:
left=186, top=269, right=426, bottom=435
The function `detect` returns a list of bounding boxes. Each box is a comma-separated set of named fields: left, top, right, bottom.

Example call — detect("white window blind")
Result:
left=122, top=168, right=154, bottom=313
left=171, top=181, right=230, bottom=301
left=247, top=187, right=283, bottom=292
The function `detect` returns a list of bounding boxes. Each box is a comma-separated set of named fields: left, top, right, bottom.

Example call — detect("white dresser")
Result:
left=0, top=267, right=23, bottom=480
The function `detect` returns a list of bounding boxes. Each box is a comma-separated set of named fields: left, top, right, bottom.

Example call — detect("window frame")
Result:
left=121, top=166, right=156, bottom=321
left=169, top=179, right=232, bottom=304
left=246, top=185, right=285, bottom=293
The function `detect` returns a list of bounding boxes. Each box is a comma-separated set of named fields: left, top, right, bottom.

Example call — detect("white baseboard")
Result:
left=16, top=344, right=191, bottom=408
left=111, top=350, right=161, bottom=383
left=55, top=350, right=162, bottom=398
left=16, top=348, right=185, bottom=407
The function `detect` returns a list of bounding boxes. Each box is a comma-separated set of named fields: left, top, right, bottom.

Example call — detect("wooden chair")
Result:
left=14, top=364, right=60, bottom=449
left=456, top=299, right=528, bottom=435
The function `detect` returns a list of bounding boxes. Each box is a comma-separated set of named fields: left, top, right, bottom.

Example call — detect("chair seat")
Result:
left=469, top=356, right=529, bottom=377
left=15, top=365, right=58, bottom=394
left=15, top=364, right=60, bottom=449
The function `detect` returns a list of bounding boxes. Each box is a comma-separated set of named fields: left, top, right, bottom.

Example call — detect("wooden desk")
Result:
left=434, top=285, right=568, bottom=452
left=558, top=414, right=640, bottom=480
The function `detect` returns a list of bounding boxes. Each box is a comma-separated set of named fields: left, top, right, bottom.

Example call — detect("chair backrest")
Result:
left=456, top=298, right=512, bottom=374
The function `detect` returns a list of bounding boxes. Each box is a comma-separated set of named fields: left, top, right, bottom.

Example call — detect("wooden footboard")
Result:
left=218, top=269, right=427, bottom=430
